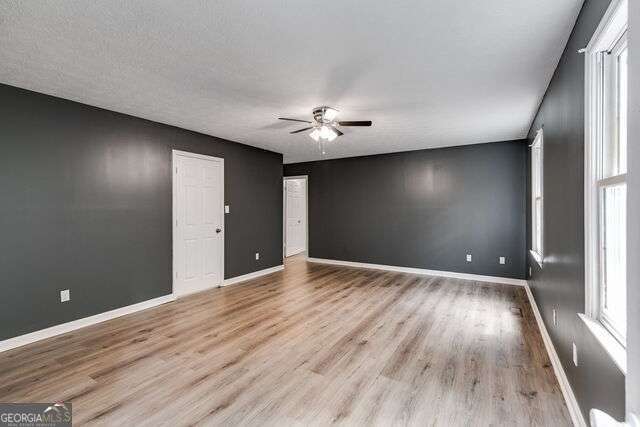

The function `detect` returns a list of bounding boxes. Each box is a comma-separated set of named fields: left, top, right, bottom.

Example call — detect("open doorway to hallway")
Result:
left=283, top=176, right=308, bottom=258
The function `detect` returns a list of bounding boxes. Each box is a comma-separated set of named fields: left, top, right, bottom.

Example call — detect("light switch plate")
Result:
left=225, top=205, right=230, bottom=214
left=60, top=289, right=70, bottom=302
left=499, top=256, right=506, bottom=265
left=572, top=342, right=578, bottom=366
left=466, top=254, right=472, bottom=262
left=255, top=252, right=260, bottom=260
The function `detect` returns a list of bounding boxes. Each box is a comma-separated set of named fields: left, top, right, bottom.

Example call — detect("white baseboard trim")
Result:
left=223, top=265, right=284, bottom=287
left=524, top=282, right=586, bottom=427
left=1, top=265, right=286, bottom=353
left=0, top=294, right=175, bottom=353
left=306, top=258, right=527, bottom=287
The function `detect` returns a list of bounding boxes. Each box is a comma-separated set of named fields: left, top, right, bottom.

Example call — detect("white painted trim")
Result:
left=584, top=0, right=628, bottom=53
left=531, top=129, right=545, bottom=260
left=584, top=13, right=601, bottom=319
left=584, top=43, right=599, bottom=320
left=530, top=249, right=544, bottom=268
left=583, top=0, right=628, bottom=334
left=172, top=150, right=225, bottom=297
left=282, top=180, right=285, bottom=258
left=307, top=258, right=527, bottom=286
left=171, top=149, right=224, bottom=162
left=223, top=265, right=284, bottom=287
left=524, top=283, right=586, bottom=427
left=579, top=313, right=627, bottom=374
left=0, top=294, right=175, bottom=353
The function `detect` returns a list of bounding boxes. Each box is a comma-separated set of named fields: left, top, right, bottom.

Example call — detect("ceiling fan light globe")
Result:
left=309, top=128, right=321, bottom=142
left=319, top=125, right=337, bottom=140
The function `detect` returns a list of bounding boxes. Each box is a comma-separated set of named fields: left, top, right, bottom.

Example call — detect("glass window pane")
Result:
left=602, top=52, right=617, bottom=178
left=602, top=37, right=627, bottom=178
left=532, top=150, right=536, bottom=196
left=535, top=198, right=542, bottom=253
left=600, top=183, right=626, bottom=338
left=618, top=47, right=627, bottom=174
left=531, top=131, right=543, bottom=256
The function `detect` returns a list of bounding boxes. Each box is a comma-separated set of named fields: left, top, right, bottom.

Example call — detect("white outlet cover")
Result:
left=466, top=254, right=472, bottom=262
left=225, top=205, right=230, bottom=214
left=255, top=252, right=260, bottom=260
left=60, top=289, right=70, bottom=302
left=499, top=256, right=506, bottom=264
left=572, top=342, right=578, bottom=366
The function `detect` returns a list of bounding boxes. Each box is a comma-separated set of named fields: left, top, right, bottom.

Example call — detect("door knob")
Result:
left=216, top=228, right=222, bottom=233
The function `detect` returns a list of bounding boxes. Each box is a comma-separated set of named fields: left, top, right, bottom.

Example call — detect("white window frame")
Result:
left=583, top=0, right=628, bottom=372
left=530, top=129, right=544, bottom=266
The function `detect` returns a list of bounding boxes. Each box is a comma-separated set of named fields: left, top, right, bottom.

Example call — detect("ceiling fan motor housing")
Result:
left=313, top=106, right=336, bottom=124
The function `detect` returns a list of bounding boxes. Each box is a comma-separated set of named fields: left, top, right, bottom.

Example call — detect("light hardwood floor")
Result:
left=0, top=256, right=571, bottom=426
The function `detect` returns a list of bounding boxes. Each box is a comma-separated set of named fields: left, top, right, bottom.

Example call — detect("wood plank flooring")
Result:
left=0, top=256, right=571, bottom=426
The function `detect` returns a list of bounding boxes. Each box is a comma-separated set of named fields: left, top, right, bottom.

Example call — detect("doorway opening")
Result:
left=283, top=176, right=308, bottom=258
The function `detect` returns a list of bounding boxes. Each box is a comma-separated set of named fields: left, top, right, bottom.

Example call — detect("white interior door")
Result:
left=173, top=151, right=224, bottom=297
left=285, top=178, right=306, bottom=257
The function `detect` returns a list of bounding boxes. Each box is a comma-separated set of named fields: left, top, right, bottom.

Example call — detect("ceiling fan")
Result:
left=278, top=106, right=372, bottom=154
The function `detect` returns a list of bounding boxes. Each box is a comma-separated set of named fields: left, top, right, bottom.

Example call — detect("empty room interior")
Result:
left=0, top=1, right=639, bottom=426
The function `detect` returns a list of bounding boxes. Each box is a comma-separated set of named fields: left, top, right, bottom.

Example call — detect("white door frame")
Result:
left=172, top=149, right=225, bottom=297
left=283, top=175, right=308, bottom=258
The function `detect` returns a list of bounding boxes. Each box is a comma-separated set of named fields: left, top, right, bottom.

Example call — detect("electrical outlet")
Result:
left=255, top=252, right=260, bottom=260
left=529, top=266, right=532, bottom=277
left=466, top=254, right=472, bottom=262
left=499, top=256, right=506, bottom=265
left=225, top=205, right=230, bottom=214
left=572, top=342, right=578, bottom=366
left=60, top=289, right=70, bottom=302
left=553, top=309, right=557, bottom=326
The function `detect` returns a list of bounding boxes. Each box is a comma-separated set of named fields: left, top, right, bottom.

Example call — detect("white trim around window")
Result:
left=583, top=0, right=627, bottom=371
left=530, top=129, right=544, bottom=267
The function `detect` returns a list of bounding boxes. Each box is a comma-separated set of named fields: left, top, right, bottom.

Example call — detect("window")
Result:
left=531, top=130, right=544, bottom=265
left=585, top=0, right=628, bottom=350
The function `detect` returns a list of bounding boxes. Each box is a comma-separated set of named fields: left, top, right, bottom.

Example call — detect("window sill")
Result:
left=578, top=313, right=626, bottom=374
left=529, top=250, right=543, bottom=268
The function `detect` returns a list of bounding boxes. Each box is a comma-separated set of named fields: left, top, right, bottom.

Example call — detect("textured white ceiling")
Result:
left=0, top=0, right=582, bottom=163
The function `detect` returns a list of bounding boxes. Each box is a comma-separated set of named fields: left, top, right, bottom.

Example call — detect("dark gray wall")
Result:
left=0, top=83, right=283, bottom=341
left=526, top=0, right=625, bottom=420
left=285, top=141, right=527, bottom=279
